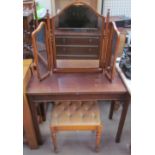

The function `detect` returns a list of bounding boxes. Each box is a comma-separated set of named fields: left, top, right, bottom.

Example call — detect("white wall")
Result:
left=103, top=0, right=131, bottom=17
left=37, top=0, right=131, bottom=17
left=37, top=0, right=52, bottom=15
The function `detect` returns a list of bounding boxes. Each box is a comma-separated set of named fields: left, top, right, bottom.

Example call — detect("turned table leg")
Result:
left=115, top=97, right=130, bottom=143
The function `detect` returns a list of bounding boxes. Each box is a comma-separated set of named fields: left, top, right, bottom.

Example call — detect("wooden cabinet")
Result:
left=23, top=59, right=38, bottom=149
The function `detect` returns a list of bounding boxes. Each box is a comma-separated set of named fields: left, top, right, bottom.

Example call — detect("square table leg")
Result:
left=115, top=97, right=130, bottom=142
left=109, top=101, right=115, bottom=120
left=28, top=98, right=43, bottom=145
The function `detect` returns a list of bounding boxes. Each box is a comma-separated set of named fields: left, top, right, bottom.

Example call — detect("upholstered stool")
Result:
left=50, top=101, right=103, bottom=152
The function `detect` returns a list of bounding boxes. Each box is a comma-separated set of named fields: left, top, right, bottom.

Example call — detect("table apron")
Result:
left=28, top=93, right=128, bottom=102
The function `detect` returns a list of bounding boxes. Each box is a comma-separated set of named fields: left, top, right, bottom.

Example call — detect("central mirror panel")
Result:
left=53, top=3, right=103, bottom=69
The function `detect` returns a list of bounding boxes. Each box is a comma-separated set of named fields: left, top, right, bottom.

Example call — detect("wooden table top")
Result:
left=27, top=70, right=127, bottom=95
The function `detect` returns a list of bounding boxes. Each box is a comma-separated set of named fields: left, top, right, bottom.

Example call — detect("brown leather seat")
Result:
left=50, top=101, right=103, bottom=152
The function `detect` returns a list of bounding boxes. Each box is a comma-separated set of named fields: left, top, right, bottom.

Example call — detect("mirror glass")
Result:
left=108, top=23, right=118, bottom=67
left=54, top=4, right=103, bottom=68
left=35, top=23, right=49, bottom=76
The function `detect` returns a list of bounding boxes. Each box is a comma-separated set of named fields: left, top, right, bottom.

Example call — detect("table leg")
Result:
left=36, top=103, right=46, bottom=123
left=115, top=98, right=130, bottom=142
left=109, top=101, right=115, bottom=120
left=23, top=94, right=38, bottom=149
left=28, top=98, right=43, bottom=145
left=40, top=102, right=46, bottom=121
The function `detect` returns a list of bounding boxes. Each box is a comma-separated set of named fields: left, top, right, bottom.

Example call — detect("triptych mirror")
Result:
left=31, top=1, right=120, bottom=81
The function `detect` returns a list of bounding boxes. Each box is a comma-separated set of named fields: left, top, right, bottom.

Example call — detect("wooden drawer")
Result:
left=55, top=36, right=100, bottom=45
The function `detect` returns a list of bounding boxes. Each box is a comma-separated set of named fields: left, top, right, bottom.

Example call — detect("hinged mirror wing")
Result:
left=32, top=21, right=51, bottom=81
left=105, top=22, right=120, bottom=81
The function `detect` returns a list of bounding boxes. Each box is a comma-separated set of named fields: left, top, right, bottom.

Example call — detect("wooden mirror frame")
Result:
left=104, top=22, right=120, bottom=81
left=31, top=21, right=51, bottom=81
left=31, top=0, right=120, bottom=82
left=47, top=0, right=109, bottom=73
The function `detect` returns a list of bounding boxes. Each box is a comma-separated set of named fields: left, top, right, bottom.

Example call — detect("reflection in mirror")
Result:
left=111, top=31, right=117, bottom=64
left=53, top=3, right=103, bottom=69
left=36, top=25, right=48, bottom=66
left=108, top=23, right=119, bottom=68
left=32, top=22, right=50, bottom=81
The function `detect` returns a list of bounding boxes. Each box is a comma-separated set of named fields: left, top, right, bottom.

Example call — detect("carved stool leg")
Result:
left=95, top=126, right=102, bottom=152
left=51, top=128, right=58, bottom=153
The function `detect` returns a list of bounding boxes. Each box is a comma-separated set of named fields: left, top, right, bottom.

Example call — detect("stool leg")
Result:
left=95, top=126, right=102, bottom=152
left=51, top=128, right=58, bottom=153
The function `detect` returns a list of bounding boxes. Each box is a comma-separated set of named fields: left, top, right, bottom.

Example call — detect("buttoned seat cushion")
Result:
left=51, top=101, right=101, bottom=127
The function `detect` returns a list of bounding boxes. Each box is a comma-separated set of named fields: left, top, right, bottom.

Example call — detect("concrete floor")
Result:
left=23, top=101, right=131, bottom=155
